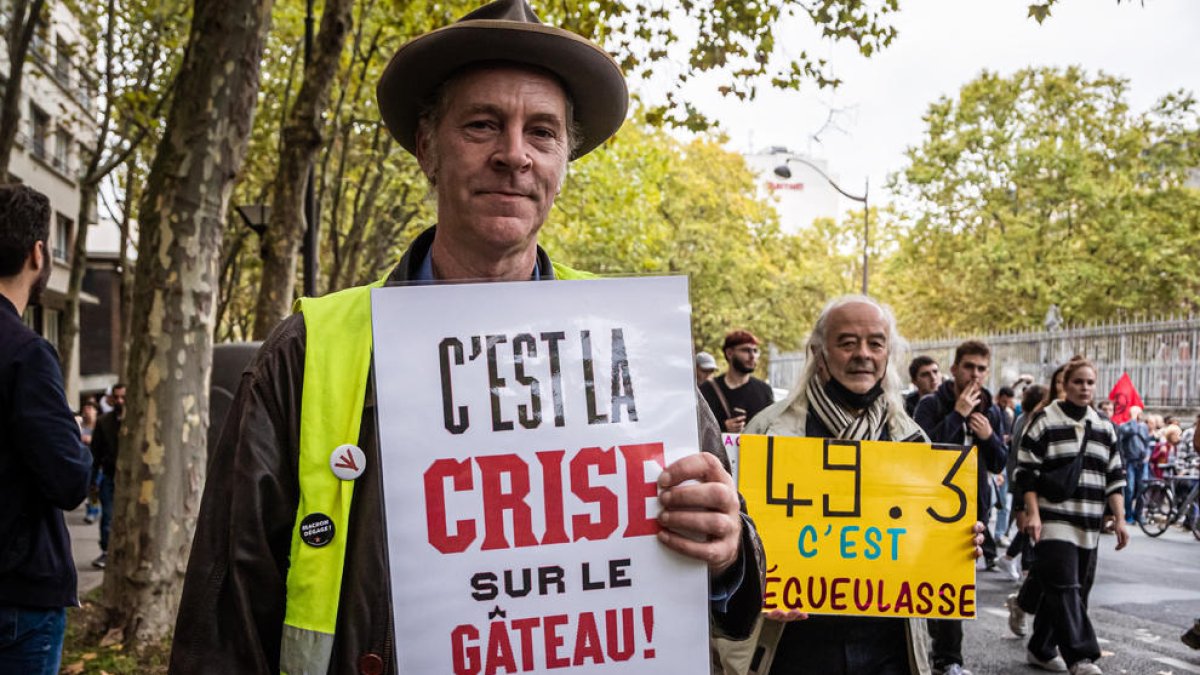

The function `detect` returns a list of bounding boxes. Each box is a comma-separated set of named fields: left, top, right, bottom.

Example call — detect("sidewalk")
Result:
left=66, top=503, right=104, bottom=596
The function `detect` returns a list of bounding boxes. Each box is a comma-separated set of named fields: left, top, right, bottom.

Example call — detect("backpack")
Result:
left=1118, top=421, right=1150, bottom=465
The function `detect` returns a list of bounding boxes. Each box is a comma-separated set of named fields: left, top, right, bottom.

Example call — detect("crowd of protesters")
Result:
left=4, top=0, right=1199, bottom=666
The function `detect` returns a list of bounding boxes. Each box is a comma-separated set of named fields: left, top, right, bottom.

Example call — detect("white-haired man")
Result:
left=737, top=296, right=983, bottom=675
left=170, top=1, right=763, bottom=672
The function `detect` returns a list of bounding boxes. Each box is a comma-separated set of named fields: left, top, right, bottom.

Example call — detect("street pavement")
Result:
left=964, top=526, right=1200, bottom=675
left=67, top=503, right=103, bottom=596
left=64, top=506, right=1200, bottom=674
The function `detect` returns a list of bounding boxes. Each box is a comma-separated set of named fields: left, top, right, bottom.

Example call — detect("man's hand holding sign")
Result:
left=656, top=451, right=743, bottom=574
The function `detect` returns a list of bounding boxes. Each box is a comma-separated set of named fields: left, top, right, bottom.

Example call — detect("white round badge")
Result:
left=329, top=444, right=366, bottom=481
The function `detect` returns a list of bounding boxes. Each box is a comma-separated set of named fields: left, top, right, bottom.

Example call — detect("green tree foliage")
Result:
left=542, top=118, right=855, bottom=356
left=881, top=67, right=1200, bottom=336
left=217, top=0, right=911, bottom=340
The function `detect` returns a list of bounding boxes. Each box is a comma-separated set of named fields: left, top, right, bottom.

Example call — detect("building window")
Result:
left=55, top=35, right=71, bottom=86
left=30, top=105, right=49, bottom=160
left=54, top=213, right=72, bottom=263
left=43, top=308, right=59, bottom=348
left=77, top=141, right=89, bottom=178
left=30, top=18, right=48, bottom=64
left=54, top=128, right=70, bottom=173
left=77, top=76, right=93, bottom=110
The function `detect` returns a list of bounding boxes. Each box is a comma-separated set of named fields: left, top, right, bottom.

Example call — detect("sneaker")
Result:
left=91, top=552, right=107, bottom=569
left=934, top=665, right=972, bottom=675
left=1068, top=660, right=1102, bottom=675
left=82, top=514, right=96, bottom=524
left=1027, top=650, right=1067, bottom=672
left=1006, top=593, right=1027, bottom=637
left=984, top=557, right=997, bottom=571
left=998, top=555, right=1021, bottom=582
left=1182, top=621, right=1200, bottom=649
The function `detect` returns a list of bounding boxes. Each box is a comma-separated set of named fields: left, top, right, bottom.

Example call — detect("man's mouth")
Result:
left=477, top=189, right=530, bottom=199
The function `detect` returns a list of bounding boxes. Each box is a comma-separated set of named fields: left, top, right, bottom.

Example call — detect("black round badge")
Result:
left=300, top=513, right=335, bottom=547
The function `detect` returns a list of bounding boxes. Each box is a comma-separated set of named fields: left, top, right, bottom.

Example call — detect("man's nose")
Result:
left=491, top=126, right=532, bottom=172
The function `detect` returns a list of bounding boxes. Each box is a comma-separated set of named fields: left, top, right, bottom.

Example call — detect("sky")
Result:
left=633, top=0, right=1200, bottom=207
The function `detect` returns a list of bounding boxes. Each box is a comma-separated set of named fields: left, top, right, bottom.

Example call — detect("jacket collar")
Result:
left=385, top=225, right=556, bottom=285
left=0, top=293, right=17, bottom=319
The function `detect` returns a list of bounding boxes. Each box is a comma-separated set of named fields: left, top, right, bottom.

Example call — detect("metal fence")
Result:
left=768, top=316, right=1200, bottom=409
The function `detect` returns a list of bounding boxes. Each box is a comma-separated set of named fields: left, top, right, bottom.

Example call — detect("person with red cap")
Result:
left=700, top=329, right=776, bottom=433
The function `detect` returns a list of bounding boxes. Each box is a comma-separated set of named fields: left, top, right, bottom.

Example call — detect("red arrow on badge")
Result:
left=334, top=450, right=359, bottom=472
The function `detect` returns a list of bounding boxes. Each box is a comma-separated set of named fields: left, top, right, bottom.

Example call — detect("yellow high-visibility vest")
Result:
left=280, top=263, right=595, bottom=674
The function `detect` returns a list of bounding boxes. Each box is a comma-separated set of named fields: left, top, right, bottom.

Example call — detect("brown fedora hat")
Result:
left=377, top=0, right=628, bottom=160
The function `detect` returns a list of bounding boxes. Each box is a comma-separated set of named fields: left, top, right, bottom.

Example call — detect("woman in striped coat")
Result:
left=1015, top=358, right=1129, bottom=675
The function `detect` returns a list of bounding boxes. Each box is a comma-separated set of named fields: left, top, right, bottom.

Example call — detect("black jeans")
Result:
left=1007, top=531, right=1035, bottom=569
left=772, top=616, right=910, bottom=674
left=928, top=618, right=963, bottom=668
left=1028, top=540, right=1100, bottom=667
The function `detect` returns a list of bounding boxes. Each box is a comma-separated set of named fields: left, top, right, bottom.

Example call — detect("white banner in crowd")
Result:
left=371, top=277, right=709, bottom=675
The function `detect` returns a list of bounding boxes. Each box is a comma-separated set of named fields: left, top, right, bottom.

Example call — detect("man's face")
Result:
left=1099, top=401, right=1114, bottom=415
left=913, top=363, right=939, bottom=396
left=996, top=393, right=1013, bottom=410
left=819, top=302, right=889, bottom=394
left=417, top=65, right=570, bottom=261
left=951, top=353, right=989, bottom=394
left=110, top=386, right=127, bottom=415
left=725, top=344, right=759, bottom=374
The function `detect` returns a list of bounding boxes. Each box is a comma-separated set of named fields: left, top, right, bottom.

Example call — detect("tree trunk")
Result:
left=0, top=0, right=45, bottom=179
left=116, top=159, right=137, bottom=377
left=251, top=0, right=354, bottom=339
left=54, top=0, right=170, bottom=392
left=102, top=0, right=273, bottom=646
left=58, top=180, right=96, bottom=388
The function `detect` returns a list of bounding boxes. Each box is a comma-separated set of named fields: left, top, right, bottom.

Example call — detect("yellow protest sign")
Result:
left=739, top=435, right=978, bottom=619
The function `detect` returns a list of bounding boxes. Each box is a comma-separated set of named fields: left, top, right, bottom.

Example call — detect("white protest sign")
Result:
left=371, top=276, right=709, bottom=675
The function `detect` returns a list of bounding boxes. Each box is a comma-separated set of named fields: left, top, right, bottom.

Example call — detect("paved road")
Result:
left=964, top=526, right=1200, bottom=674
left=67, top=504, right=103, bottom=596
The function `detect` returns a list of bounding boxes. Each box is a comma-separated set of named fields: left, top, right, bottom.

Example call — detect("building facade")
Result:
left=2, top=0, right=101, bottom=402
left=743, top=147, right=841, bottom=235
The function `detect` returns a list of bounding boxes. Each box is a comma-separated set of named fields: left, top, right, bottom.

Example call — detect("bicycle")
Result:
left=1138, top=457, right=1200, bottom=540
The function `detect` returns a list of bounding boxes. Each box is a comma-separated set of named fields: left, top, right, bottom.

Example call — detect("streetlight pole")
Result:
left=773, top=157, right=870, bottom=295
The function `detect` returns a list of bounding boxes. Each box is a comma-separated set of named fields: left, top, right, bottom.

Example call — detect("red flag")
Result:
left=1108, top=373, right=1144, bottom=425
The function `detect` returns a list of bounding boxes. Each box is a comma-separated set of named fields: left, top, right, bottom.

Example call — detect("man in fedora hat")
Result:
left=170, top=2, right=764, bottom=672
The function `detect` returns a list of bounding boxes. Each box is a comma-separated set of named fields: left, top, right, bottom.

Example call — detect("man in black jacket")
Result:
left=0, top=184, right=91, bottom=673
left=88, top=384, right=124, bottom=569
left=914, top=340, right=1009, bottom=675
left=904, top=355, right=940, bottom=418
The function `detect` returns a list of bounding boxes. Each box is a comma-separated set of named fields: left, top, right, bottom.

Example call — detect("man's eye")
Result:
left=531, top=127, right=558, bottom=139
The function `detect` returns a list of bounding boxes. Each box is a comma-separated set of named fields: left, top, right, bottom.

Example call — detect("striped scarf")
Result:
left=805, top=376, right=889, bottom=440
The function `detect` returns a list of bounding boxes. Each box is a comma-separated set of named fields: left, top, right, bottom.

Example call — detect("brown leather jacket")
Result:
left=169, top=228, right=765, bottom=674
